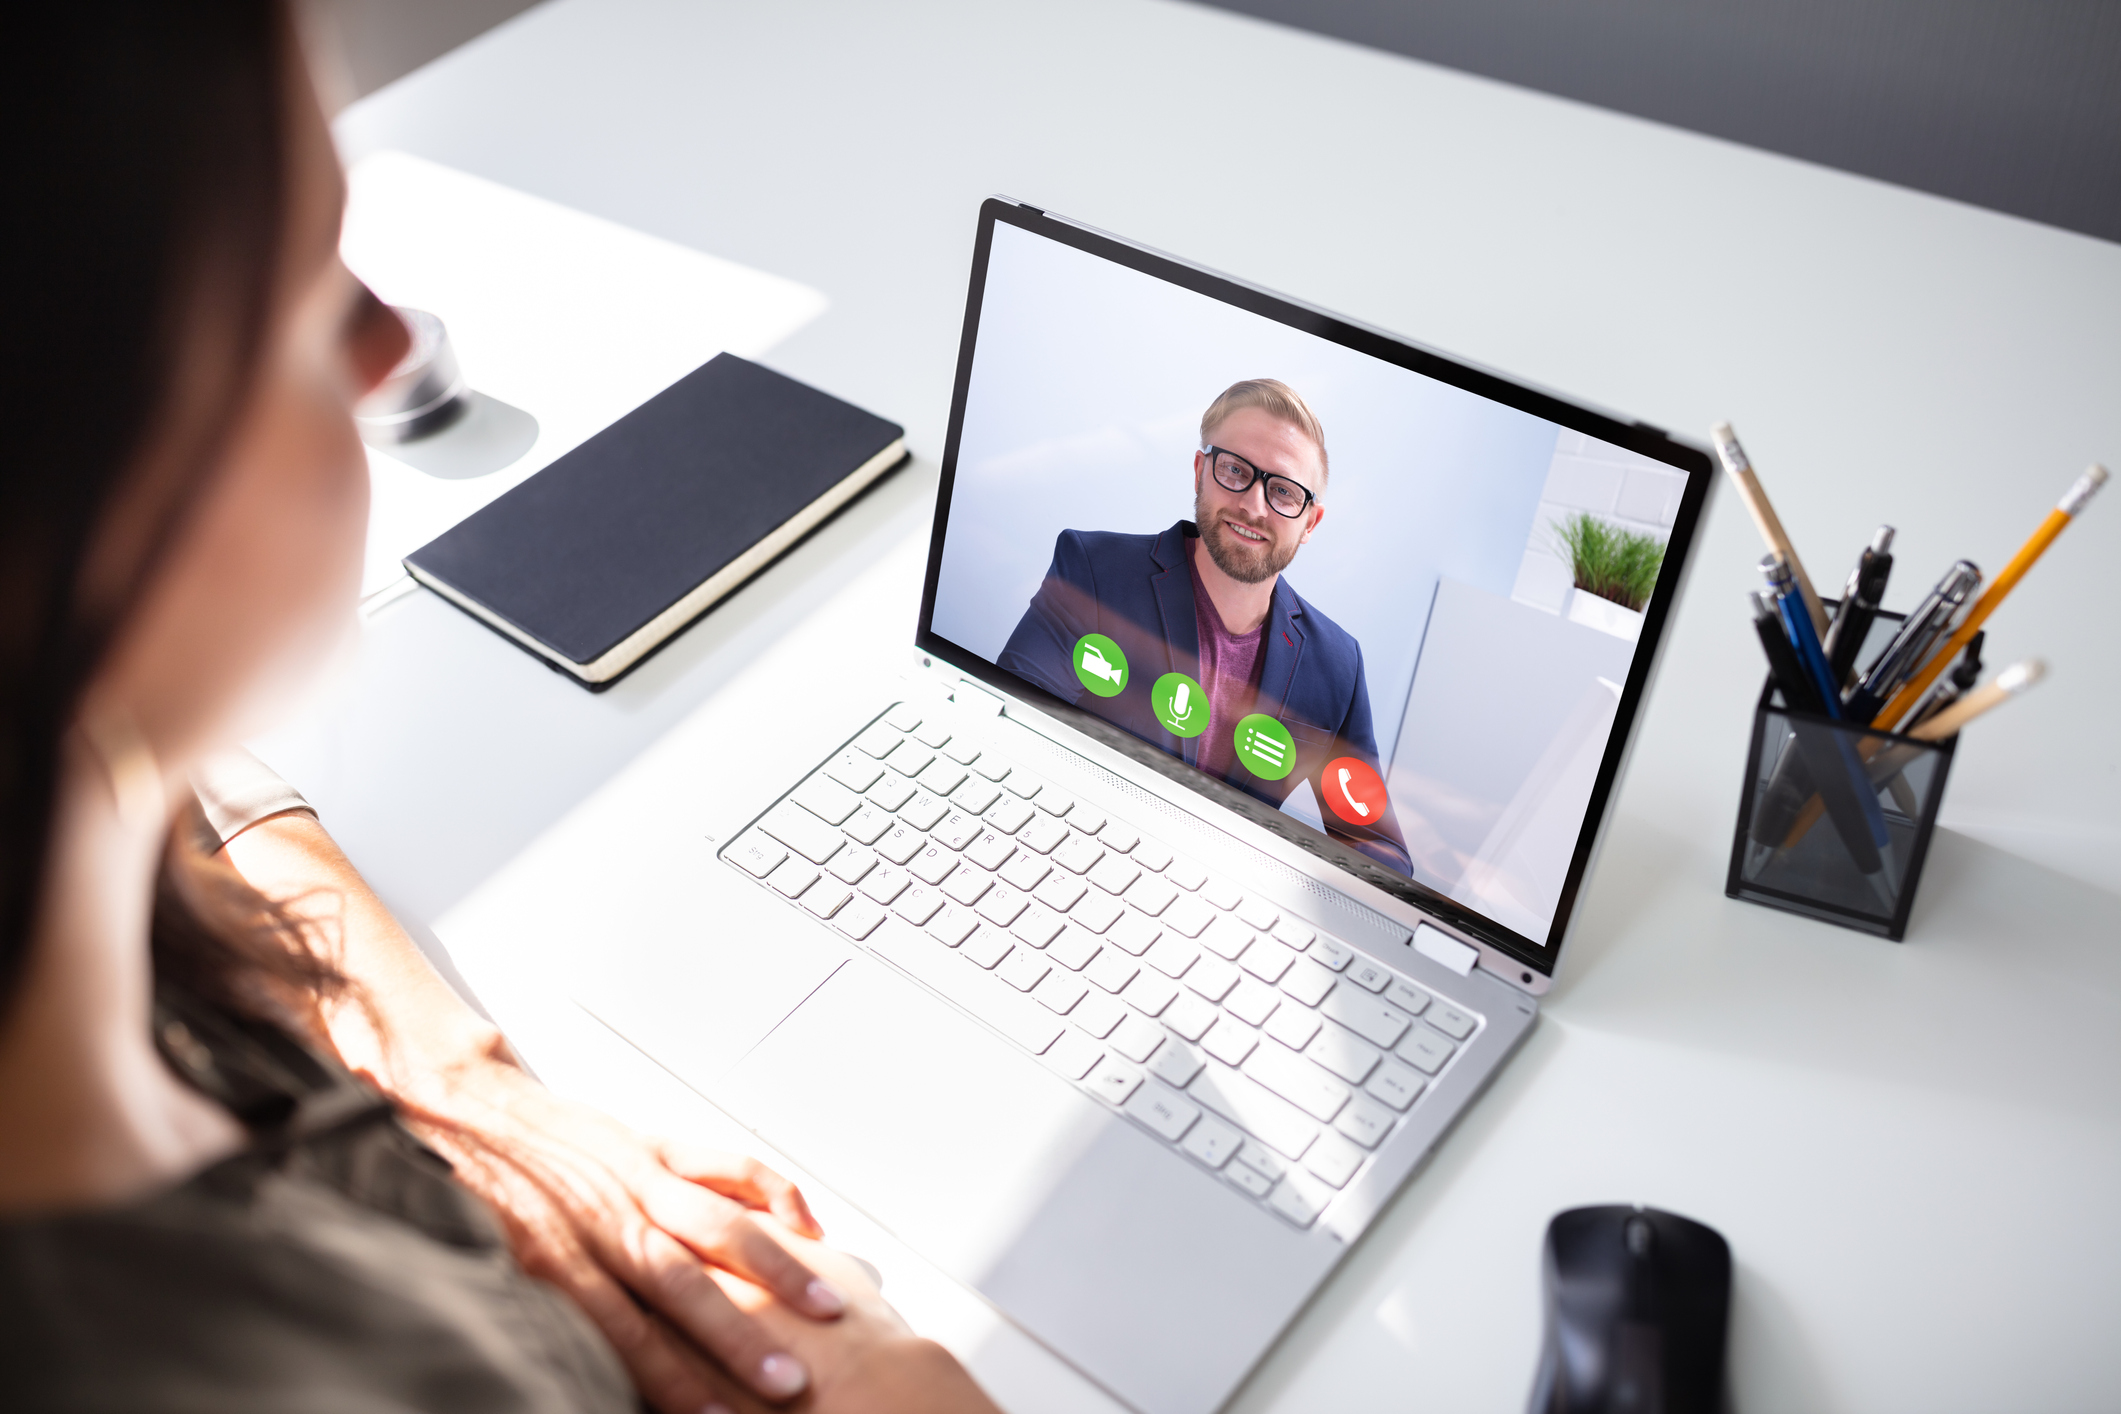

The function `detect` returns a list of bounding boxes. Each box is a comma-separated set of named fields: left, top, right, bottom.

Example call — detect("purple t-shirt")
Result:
left=1189, top=537, right=1267, bottom=779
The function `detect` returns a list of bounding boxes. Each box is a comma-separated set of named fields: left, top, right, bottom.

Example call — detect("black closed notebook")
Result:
left=405, top=354, right=906, bottom=688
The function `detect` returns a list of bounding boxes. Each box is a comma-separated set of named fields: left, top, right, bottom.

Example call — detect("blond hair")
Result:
left=1199, top=378, right=1328, bottom=481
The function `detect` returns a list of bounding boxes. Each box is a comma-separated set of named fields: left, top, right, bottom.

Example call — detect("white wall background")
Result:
left=930, top=222, right=1562, bottom=766
left=1510, top=429, right=1690, bottom=613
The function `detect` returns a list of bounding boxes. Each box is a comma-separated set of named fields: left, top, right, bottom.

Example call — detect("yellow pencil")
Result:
left=1711, top=423, right=1827, bottom=638
left=1872, top=465, right=2107, bottom=731
left=1905, top=659, right=2045, bottom=742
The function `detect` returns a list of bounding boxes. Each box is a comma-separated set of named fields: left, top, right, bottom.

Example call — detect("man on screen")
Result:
left=999, top=379, right=1413, bottom=876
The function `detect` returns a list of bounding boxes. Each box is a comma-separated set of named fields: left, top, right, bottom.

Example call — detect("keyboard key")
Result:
left=1148, top=1040, right=1204, bottom=1088
left=1202, top=877, right=1243, bottom=910
left=933, top=810, right=982, bottom=851
left=1088, top=854, right=1140, bottom=895
left=1306, top=1022, right=1381, bottom=1084
left=1089, top=1057, right=1141, bottom=1107
left=1309, top=935, right=1354, bottom=970
left=1105, top=911, right=1161, bottom=956
left=834, top=898, right=887, bottom=940
left=930, top=908, right=983, bottom=949
left=1225, top=1161, right=1274, bottom=1199
left=1263, top=1004, right=1323, bottom=1051
left=1017, top=813, right=1068, bottom=853
left=1321, top=984, right=1412, bottom=1048
left=1279, top=957, right=1336, bottom=1007
left=1072, top=991, right=1126, bottom=1038
left=1161, top=992, right=1218, bottom=1042
left=1099, top=823, right=1140, bottom=854
left=972, top=753, right=1014, bottom=782
left=1164, top=856, right=1207, bottom=891
left=886, top=743, right=936, bottom=778
left=942, top=737, right=981, bottom=765
left=727, top=833, right=787, bottom=878
left=1048, top=925, right=1102, bottom=971
left=1123, top=1083, right=1199, bottom=1141
left=1201, top=1016, right=1260, bottom=1067
left=908, top=843, right=956, bottom=886
left=1001, top=769, right=1045, bottom=799
left=1034, top=788, right=1076, bottom=817
left=1068, top=807, right=1107, bottom=835
left=875, top=823, right=923, bottom=865
left=865, top=921, right=1062, bottom=1056
left=913, top=720, right=952, bottom=749
left=1346, top=957, right=1392, bottom=993
left=1189, top=1062, right=1318, bottom=1160
left=866, top=774, right=917, bottom=812
left=997, top=850, right=1051, bottom=891
left=1086, top=950, right=1141, bottom=995
left=1333, top=1095, right=1395, bottom=1149
left=1235, top=896, right=1279, bottom=931
left=1133, top=837, right=1174, bottom=871
left=1110, top=1012, right=1166, bottom=1063
left=859, top=864, right=910, bottom=904
left=1184, top=955, right=1241, bottom=1003
left=985, top=794, right=1036, bottom=833
left=801, top=882, right=851, bottom=918
left=1161, top=894, right=1215, bottom=938
left=826, top=847, right=876, bottom=884
left=1396, top=1026, right=1457, bottom=1074
left=1271, top=917, right=1316, bottom=950
left=842, top=803, right=894, bottom=845
left=760, top=804, right=843, bottom=865
left=1366, top=1060, right=1427, bottom=1110
left=1200, top=915, right=1254, bottom=961
left=1034, top=971, right=1088, bottom=1014
left=957, top=922, right=1010, bottom=963
left=891, top=885, right=944, bottom=927
left=1035, top=872, right=1087, bottom=913
left=975, top=886, right=1028, bottom=927
left=1267, top=1172, right=1330, bottom=1227
left=1121, top=970, right=1177, bottom=1015
left=1224, top=977, right=1282, bottom=1027
left=1010, top=904, right=1065, bottom=949
left=1238, top=939, right=1298, bottom=984
left=1181, top=1114, right=1244, bottom=1169
left=883, top=702, right=922, bottom=731
left=1123, top=874, right=1178, bottom=917
left=899, top=791, right=949, bottom=831
left=767, top=858, right=819, bottom=898
left=824, top=749, right=885, bottom=794
left=1237, top=1140, right=1287, bottom=1183
left=953, top=779, right=1003, bottom=815
left=854, top=723, right=905, bottom=758
left=1244, top=1042, right=1350, bottom=1121
left=1053, top=834, right=1104, bottom=875
left=1303, top=1132, right=1364, bottom=1188
left=940, top=868, right=992, bottom=907
left=997, top=948, right=1050, bottom=992
left=1071, top=891, right=1124, bottom=933
left=1386, top=978, right=1431, bottom=1017
left=1145, top=933, right=1199, bottom=978
left=1426, top=1001, right=1477, bottom=1040
left=1041, top=1029, right=1103, bottom=1081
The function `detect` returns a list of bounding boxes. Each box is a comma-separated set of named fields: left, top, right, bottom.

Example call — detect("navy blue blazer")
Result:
left=997, top=520, right=1413, bottom=876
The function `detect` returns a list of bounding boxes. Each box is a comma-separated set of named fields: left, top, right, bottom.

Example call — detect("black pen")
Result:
left=1821, top=526, right=1893, bottom=694
left=1846, top=558, right=1980, bottom=723
left=1750, top=590, right=1826, bottom=713
left=1909, top=631, right=1985, bottom=728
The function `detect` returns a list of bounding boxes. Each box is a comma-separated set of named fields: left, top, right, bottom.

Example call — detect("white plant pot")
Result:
left=1564, top=587, right=1644, bottom=641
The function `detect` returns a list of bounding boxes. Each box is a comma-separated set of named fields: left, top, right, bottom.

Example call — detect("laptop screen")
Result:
left=918, top=204, right=1708, bottom=975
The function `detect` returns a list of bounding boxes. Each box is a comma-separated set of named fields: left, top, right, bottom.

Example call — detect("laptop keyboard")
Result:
left=722, top=700, right=1484, bottom=1229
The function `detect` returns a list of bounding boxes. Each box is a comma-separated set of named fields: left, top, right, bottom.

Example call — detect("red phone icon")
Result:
left=1323, top=756, right=1388, bottom=827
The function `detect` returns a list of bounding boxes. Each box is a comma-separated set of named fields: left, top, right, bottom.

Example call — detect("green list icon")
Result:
left=1072, top=633, right=1129, bottom=697
left=1233, top=713, right=1296, bottom=780
left=1151, top=672, right=1208, bottom=737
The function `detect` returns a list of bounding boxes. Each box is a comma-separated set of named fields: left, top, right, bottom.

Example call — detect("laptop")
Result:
left=577, top=200, right=1710, bottom=1414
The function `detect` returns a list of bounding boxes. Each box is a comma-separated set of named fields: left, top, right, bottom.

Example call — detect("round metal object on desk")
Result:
left=355, top=307, right=468, bottom=443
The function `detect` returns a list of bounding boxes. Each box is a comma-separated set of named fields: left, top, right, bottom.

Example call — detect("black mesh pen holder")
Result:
left=1726, top=676, right=1958, bottom=940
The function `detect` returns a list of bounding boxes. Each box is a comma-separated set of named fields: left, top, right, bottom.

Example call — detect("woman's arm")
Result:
left=221, top=809, right=841, bottom=1413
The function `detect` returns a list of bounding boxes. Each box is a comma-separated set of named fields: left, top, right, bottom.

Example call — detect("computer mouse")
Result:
left=1527, top=1205, right=1731, bottom=1414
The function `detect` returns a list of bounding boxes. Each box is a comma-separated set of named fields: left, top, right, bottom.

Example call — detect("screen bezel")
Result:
left=914, top=198, right=1710, bottom=980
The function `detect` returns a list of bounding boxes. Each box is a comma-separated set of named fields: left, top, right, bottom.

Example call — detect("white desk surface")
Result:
left=266, top=1, right=2121, bottom=1409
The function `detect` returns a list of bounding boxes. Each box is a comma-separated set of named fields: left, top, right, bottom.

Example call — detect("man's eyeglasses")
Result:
left=1201, top=446, right=1319, bottom=519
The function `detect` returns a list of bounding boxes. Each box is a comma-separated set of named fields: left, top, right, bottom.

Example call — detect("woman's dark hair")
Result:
left=1, top=3, right=340, bottom=1023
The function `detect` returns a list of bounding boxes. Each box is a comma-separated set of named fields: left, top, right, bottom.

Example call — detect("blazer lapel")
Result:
left=1257, top=578, right=1307, bottom=723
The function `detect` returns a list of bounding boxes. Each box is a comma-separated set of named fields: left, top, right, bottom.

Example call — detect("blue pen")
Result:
left=1762, top=553, right=1890, bottom=849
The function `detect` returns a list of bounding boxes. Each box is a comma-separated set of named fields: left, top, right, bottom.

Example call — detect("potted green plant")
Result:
left=1551, top=511, right=1665, bottom=640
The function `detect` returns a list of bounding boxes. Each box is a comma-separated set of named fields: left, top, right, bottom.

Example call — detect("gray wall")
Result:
left=1195, top=0, right=2121, bottom=244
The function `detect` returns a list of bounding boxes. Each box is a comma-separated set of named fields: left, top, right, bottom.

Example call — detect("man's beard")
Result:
left=1197, top=490, right=1301, bottom=585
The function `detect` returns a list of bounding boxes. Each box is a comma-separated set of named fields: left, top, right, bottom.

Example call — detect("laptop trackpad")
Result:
left=716, top=953, right=1334, bottom=1414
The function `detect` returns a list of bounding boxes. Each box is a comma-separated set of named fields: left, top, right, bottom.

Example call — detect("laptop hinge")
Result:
left=954, top=677, right=1005, bottom=715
